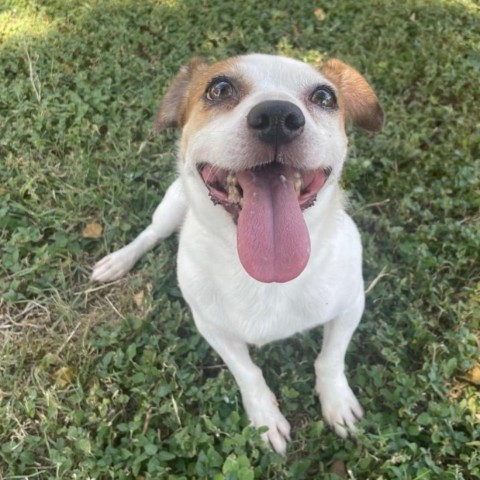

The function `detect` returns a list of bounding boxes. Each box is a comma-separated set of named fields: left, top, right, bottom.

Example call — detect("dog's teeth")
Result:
left=227, top=172, right=242, bottom=204
left=227, top=171, right=237, bottom=186
left=228, top=187, right=242, bottom=204
left=294, top=172, right=303, bottom=195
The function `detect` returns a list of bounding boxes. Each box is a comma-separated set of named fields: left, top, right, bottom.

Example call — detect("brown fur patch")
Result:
left=156, top=57, right=253, bottom=157
left=154, top=57, right=207, bottom=131
left=322, top=59, right=384, bottom=132
left=182, top=57, right=251, bottom=138
left=155, top=57, right=252, bottom=134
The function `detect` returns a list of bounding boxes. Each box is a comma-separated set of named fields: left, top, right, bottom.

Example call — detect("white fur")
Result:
left=92, top=54, right=371, bottom=455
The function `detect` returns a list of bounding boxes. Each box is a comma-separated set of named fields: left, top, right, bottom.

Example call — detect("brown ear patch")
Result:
left=154, top=57, right=207, bottom=131
left=321, top=59, right=384, bottom=133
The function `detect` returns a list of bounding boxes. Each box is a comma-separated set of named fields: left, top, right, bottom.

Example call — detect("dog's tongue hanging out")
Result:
left=236, top=163, right=311, bottom=283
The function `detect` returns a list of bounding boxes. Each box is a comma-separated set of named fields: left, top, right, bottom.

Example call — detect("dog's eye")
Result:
left=310, top=86, right=337, bottom=109
left=206, top=79, right=235, bottom=102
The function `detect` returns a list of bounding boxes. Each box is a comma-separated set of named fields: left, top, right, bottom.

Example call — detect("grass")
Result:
left=0, top=0, right=479, bottom=478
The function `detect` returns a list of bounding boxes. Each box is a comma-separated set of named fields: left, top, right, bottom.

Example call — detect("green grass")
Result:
left=1, top=0, right=479, bottom=478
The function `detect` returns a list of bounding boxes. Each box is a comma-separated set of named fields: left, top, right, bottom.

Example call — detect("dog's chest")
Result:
left=219, top=282, right=335, bottom=345
left=181, top=265, right=336, bottom=345
left=177, top=202, right=363, bottom=345
left=176, top=212, right=361, bottom=346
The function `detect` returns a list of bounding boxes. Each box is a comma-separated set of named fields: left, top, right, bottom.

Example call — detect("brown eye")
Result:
left=206, top=78, right=235, bottom=102
left=310, top=86, right=337, bottom=109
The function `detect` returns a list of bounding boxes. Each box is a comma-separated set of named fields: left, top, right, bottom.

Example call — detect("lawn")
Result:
left=0, top=0, right=479, bottom=478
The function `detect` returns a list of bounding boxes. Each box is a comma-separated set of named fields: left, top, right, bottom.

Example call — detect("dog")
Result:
left=91, top=54, right=384, bottom=454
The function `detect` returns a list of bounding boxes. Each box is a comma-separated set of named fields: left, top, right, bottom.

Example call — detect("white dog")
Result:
left=92, top=54, right=384, bottom=454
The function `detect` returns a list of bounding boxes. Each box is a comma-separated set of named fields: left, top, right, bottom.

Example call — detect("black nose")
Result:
left=247, top=100, right=305, bottom=146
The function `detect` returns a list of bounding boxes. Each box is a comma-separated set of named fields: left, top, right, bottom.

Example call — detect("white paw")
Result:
left=316, top=375, right=363, bottom=438
left=242, top=389, right=291, bottom=455
left=90, top=247, right=137, bottom=282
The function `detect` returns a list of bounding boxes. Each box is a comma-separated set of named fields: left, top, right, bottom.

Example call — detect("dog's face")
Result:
left=156, top=54, right=383, bottom=283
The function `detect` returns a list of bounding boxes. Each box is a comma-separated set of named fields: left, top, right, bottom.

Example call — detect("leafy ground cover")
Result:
left=0, top=0, right=479, bottom=478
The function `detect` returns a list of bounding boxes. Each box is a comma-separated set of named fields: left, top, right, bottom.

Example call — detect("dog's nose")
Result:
left=247, top=100, right=305, bottom=146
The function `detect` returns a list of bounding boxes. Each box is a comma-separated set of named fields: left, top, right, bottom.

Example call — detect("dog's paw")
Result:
left=243, top=390, right=291, bottom=455
left=90, top=247, right=137, bottom=282
left=316, top=375, right=363, bottom=438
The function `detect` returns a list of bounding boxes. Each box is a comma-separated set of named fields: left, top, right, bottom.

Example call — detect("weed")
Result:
left=1, top=0, right=479, bottom=478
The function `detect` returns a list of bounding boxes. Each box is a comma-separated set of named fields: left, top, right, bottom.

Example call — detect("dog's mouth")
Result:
left=198, top=162, right=331, bottom=283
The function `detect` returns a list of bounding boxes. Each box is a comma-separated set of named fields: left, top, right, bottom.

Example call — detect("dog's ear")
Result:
left=155, top=57, right=207, bottom=131
left=321, top=59, right=384, bottom=133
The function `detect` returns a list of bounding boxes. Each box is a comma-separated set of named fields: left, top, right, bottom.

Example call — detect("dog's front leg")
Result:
left=194, top=319, right=291, bottom=455
left=314, top=293, right=365, bottom=438
left=91, top=179, right=187, bottom=282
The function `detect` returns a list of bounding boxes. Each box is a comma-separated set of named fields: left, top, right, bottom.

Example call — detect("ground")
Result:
left=0, top=0, right=479, bottom=478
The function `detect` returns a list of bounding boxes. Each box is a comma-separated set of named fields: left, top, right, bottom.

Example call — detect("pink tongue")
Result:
left=236, top=164, right=311, bottom=283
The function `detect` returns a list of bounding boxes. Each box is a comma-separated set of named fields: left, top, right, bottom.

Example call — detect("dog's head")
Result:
left=156, top=54, right=383, bottom=283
